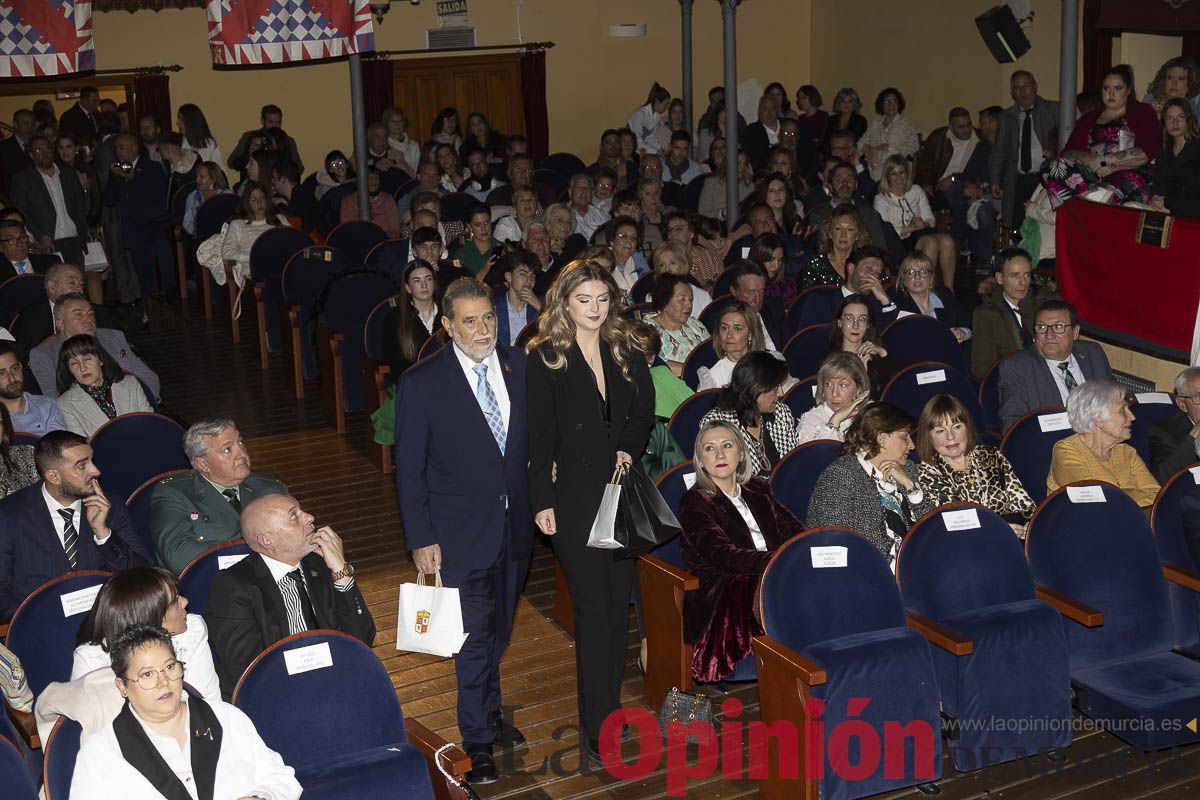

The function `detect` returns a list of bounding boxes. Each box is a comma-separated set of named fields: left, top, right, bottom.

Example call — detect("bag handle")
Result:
left=609, top=462, right=629, bottom=485
left=416, top=569, right=443, bottom=588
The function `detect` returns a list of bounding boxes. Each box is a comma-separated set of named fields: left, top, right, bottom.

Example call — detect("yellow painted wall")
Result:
left=1116, top=33, right=1182, bottom=98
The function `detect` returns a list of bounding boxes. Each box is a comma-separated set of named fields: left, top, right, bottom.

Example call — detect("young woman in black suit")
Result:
left=525, top=260, right=655, bottom=763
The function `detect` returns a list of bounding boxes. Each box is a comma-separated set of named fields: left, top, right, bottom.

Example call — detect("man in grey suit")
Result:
left=150, top=418, right=288, bottom=573
left=989, top=71, right=1059, bottom=228
left=29, top=294, right=160, bottom=400
left=7, top=136, right=88, bottom=266
left=998, top=300, right=1112, bottom=431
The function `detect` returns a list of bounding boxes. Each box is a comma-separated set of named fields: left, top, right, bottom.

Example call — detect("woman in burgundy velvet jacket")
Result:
left=678, top=419, right=805, bottom=683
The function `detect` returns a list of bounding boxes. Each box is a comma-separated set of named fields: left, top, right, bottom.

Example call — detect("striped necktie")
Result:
left=1058, top=362, right=1078, bottom=393
left=474, top=362, right=506, bottom=454
left=59, top=508, right=79, bottom=568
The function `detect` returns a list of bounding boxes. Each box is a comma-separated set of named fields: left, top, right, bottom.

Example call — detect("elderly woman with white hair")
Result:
left=1047, top=378, right=1160, bottom=508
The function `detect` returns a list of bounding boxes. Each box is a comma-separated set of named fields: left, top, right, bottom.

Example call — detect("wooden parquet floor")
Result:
left=132, top=298, right=1200, bottom=799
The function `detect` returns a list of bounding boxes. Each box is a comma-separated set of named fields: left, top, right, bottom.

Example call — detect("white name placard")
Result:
left=810, top=546, right=848, bottom=568
left=1134, top=392, right=1172, bottom=405
left=218, top=554, right=249, bottom=570
left=60, top=585, right=102, bottom=617
left=283, top=642, right=334, bottom=675
left=1066, top=485, right=1106, bottom=504
left=682, top=471, right=697, bottom=490
left=915, top=369, right=946, bottom=385
left=942, top=508, right=982, bottom=531
left=1038, top=412, right=1072, bottom=433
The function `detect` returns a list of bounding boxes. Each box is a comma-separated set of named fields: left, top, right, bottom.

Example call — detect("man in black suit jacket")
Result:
left=12, top=263, right=117, bottom=363
left=743, top=94, right=782, bottom=172
left=396, top=277, right=532, bottom=783
left=805, top=245, right=902, bottom=331
left=206, top=493, right=375, bottom=698
left=1148, top=367, right=1200, bottom=483
left=101, top=133, right=175, bottom=299
left=0, top=219, right=59, bottom=283
left=7, top=136, right=89, bottom=266
left=58, top=88, right=101, bottom=150
left=0, top=430, right=149, bottom=619
left=728, top=260, right=787, bottom=351
left=0, top=109, right=35, bottom=184
left=998, top=300, right=1112, bottom=431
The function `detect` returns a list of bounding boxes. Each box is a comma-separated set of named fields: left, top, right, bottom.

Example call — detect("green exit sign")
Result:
left=437, top=0, right=467, bottom=16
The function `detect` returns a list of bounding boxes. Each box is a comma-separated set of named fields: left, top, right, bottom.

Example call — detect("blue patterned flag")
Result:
left=0, top=0, right=94, bottom=78
left=207, top=0, right=374, bottom=66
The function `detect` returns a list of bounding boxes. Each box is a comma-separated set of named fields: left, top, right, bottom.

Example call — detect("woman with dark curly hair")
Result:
left=700, top=351, right=799, bottom=476
left=859, top=87, right=920, bottom=182
left=1143, top=56, right=1200, bottom=117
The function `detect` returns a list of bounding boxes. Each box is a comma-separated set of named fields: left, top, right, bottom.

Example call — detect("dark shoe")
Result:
left=464, top=742, right=498, bottom=785
left=491, top=710, right=526, bottom=748
left=581, top=739, right=604, bottom=771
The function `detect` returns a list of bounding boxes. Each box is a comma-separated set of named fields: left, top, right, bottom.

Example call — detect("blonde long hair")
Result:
left=525, top=260, right=642, bottom=383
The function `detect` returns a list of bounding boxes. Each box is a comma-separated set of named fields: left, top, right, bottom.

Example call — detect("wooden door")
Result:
left=391, top=54, right=524, bottom=144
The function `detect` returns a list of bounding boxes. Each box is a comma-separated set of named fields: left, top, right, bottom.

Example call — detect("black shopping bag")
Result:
left=615, top=462, right=681, bottom=559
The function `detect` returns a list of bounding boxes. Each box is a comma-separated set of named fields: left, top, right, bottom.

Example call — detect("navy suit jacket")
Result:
left=0, top=482, right=149, bottom=619
left=492, top=289, right=538, bottom=348
left=101, top=157, right=170, bottom=245
left=395, top=342, right=533, bottom=573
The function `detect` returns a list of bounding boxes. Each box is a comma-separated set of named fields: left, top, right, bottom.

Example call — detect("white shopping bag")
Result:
left=586, top=465, right=627, bottom=549
left=395, top=570, right=468, bottom=657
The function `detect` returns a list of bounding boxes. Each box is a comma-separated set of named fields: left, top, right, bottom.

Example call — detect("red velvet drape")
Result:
left=134, top=73, right=172, bottom=133
left=519, top=49, right=549, bottom=161
left=1082, top=0, right=1113, bottom=95
left=362, top=57, right=394, bottom=126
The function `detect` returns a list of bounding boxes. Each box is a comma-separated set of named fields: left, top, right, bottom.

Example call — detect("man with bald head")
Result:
left=205, top=493, right=375, bottom=697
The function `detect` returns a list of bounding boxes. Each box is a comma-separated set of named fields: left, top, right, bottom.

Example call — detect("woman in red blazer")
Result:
left=678, top=419, right=805, bottom=683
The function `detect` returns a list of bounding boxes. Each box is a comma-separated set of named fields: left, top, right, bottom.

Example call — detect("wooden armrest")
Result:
left=0, top=621, right=8, bottom=638
left=1036, top=584, right=1104, bottom=627
left=6, top=707, right=38, bottom=749
left=1164, top=562, right=1200, bottom=593
left=906, top=611, right=972, bottom=656
left=639, top=554, right=699, bottom=591
left=752, top=635, right=826, bottom=686
left=406, top=718, right=469, bottom=777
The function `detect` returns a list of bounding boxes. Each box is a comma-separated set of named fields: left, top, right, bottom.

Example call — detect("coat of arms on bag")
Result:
left=414, top=610, right=430, bottom=635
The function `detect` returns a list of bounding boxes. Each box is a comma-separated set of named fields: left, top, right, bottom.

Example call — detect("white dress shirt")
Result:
left=454, top=344, right=511, bottom=434
left=41, top=483, right=108, bottom=547
left=1044, top=353, right=1084, bottom=404
left=39, top=165, right=78, bottom=240
left=722, top=486, right=768, bottom=551
left=572, top=204, right=608, bottom=240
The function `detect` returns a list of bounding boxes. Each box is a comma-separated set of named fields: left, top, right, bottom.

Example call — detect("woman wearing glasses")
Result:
left=891, top=252, right=971, bottom=343
left=826, top=294, right=891, bottom=399
left=873, top=154, right=958, bottom=287
left=69, top=624, right=301, bottom=800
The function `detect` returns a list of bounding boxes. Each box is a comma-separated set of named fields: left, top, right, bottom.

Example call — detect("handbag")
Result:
left=659, top=687, right=714, bottom=740
left=614, top=461, right=682, bottom=559
left=83, top=239, right=108, bottom=272
left=586, top=464, right=627, bottom=549
left=394, top=570, right=469, bottom=657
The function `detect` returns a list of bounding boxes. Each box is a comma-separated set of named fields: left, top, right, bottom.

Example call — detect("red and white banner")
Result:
left=207, top=0, right=374, bottom=66
left=0, top=0, right=94, bottom=78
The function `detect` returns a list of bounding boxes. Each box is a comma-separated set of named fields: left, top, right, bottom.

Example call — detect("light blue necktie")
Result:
left=474, top=362, right=506, bottom=454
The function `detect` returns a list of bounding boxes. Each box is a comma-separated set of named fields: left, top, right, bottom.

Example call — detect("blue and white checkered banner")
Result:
left=0, top=0, right=94, bottom=78
left=207, top=0, right=374, bottom=65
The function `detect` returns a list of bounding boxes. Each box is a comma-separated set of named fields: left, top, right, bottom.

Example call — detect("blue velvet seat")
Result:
left=0, top=274, right=46, bottom=329
left=378, top=168, right=410, bottom=196
left=1027, top=481, right=1200, bottom=751
left=977, top=356, right=1005, bottom=437
left=540, top=152, right=586, bottom=178
left=326, top=220, right=388, bottom=265
left=249, top=226, right=315, bottom=359
left=7, top=571, right=111, bottom=696
left=769, top=439, right=841, bottom=523
left=881, top=314, right=968, bottom=374
left=233, top=631, right=438, bottom=799
left=755, top=528, right=941, bottom=800
left=0, top=735, right=37, bottom=800
left=180, top=540, right=253, bottom=617
left=656, top=461, right=695, bottom=516
left=882, top=362, right=986, bottom=433
left=364, top=239, right=409, bottom=284
left=697, top=294, right=732, bottom=330
left=125, top=468, right=190, bottom=566
left=42, top=716, right=81, bottom=800
left=782, top=324, right=831, bottom=382
left=1151, top=465, right=1200, bottom=652
left=316, top=271, right=398, bottom=431
left=439, top=192, right=474, bottom=223
left=998, top=406, right=1070, bottom=505
left=1128, top=393, right=1181, bottom=465
left=667, top=388, right=720, bottom=452
left=782, top=374, right=818, bottom=419
left=789, top=285, right=841, bottom=330
left=90, top=413, right=189, bottom=503
left=681, top=339, right=717, bottom=390
left=194, top=193, right=241, bottom=312
left=281, top=247, right=352, bottom=385
left=897, top=503, right=1072, bottom=771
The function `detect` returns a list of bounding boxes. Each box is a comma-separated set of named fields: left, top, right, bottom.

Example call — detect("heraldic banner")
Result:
left=0, top=0, right=94, bottom=78
left=207, top=0, right=374, bottom=66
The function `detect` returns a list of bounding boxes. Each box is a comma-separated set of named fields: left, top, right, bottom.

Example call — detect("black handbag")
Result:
left=614, top=462, right=682, bottom=559
left=658, top=687, right=715, bottom=739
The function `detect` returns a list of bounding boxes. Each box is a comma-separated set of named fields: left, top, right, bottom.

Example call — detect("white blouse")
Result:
left=874, top=186, right=936, bottom=236
left=722, top=486, right=768, bottom=551
left=797, top=401, right=853, bottom=444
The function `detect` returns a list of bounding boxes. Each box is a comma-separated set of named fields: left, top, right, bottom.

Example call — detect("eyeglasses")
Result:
left=0, top=235, right=29, bottom=245
left=903, top=269, right=933, bottom=277
left=1033, top=322, right=1073, bottom=335
left=1178, top=393, right=1200, bottom=404
left=780, top=130, right=798, bottom=138
left=125, top=660, right=185, bottom=690
left=841, top=314, right=869, bottom=326
left=613, top=232, right=638, bottom=241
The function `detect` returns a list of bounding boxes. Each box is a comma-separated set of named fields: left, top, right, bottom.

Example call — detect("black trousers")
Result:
left=553, top=530, right=637, bottom=744
left=440, top=514, right=527, bottom=745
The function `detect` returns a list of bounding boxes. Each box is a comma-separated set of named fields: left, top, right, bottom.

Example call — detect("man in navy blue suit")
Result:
left=395, top=277, right=532, bottom=784
left=101, top=132, right=176, bottom=301
left=0, top=430, right=149, bottom=620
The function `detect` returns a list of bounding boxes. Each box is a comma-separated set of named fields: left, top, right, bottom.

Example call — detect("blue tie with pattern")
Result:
left=474, top=362, right=506, bottom=454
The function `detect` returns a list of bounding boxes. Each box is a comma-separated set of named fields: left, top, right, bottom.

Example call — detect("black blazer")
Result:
left=7, top=164, right=89, bottom=245
left=205, top=551, right=376, bottom=697
left=0, top=253, right=58, bottom=285
left=58, top=104, right=98, bottom=148
left=0, top=137, right=30, bottom=184
left=1152, top=138, right=1200, bottom=220
left=893, top=286, right=971, bottom=332
left=1148, top=411, right=1199, bottom=484
left=526, top=338, right=655, bottom=542
left=101, top=157, right=171, bottom=244
left=0, top=482, right=149, bottom=620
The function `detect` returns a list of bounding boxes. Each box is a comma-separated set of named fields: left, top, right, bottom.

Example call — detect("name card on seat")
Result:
left=218, top=554, right=249, bottom=570
left=1066, top=485, right=1106, bottom=504
left=916, top=369, right=946, bottom=385
left=682, top=472, right=697, bottom=490
left=942, top=508, right=981, bottom=531
left=1134, top=392, right=1172, bottom=404
left=1038, top=412, right=1071, bottom=432
left=810, top=545, right=848, bottom=568
left=284, top=642, right=334, bottom=675
left=60, top=585, right=102, bottom=617
left=1191, top=465, right=1200, bottom=485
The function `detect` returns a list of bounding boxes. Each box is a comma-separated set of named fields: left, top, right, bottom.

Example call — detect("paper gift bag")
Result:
left=586, top=464, right=627, bottom=549
left=395, top=570, right=468, bottom=657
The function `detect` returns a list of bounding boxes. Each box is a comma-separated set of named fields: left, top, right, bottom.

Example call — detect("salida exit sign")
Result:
left=437, top=0, right=468, bottom=16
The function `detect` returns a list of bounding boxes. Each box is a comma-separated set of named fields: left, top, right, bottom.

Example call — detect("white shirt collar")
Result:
left=259, top=552, right=301, bottom=584
left=41, top=482, right=82, bottom=518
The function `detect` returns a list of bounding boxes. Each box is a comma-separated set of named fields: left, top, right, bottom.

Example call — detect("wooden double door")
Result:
left=391, top=53, right=525, bottom=143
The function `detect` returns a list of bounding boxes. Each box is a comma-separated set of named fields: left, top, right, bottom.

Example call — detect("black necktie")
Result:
left=1020, top=110, right=1033, bottom=174
left=289, top=569, right=319, bottom=630
left=1009, top=305, right=1032, bottom=348
left=59, top=508, right=79, bottom=568
left=221, top=488, right=242, bottom=514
